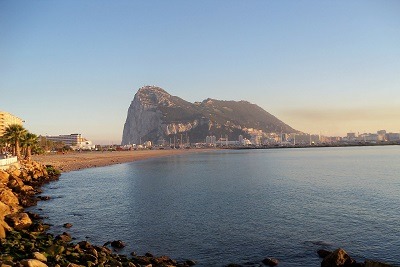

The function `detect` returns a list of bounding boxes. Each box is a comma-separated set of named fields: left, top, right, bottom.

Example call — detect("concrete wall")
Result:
left=0, top=156, right=18, bottom=169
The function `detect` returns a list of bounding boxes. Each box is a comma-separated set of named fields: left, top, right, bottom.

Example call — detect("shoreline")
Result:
left=32, top=149, right=211, bottom=173
left=1, top=156, right=397, bottom=266
left=31, top=144, right=400, bottom=173
left=0, top=161, right=198, bottom=266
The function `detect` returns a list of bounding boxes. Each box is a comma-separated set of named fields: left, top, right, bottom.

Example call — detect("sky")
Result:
left=1, top=0, right=399, bottom=144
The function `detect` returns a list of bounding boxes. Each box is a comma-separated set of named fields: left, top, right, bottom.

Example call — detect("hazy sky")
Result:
left=1, top=0, right=399, bottom=144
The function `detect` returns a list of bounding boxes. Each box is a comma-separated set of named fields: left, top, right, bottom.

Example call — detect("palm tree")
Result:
left=21, top=132, right=38, bottom=161
left=0, top=136, right=8, bottom=154
left=3, top=124, right=28, bottom=160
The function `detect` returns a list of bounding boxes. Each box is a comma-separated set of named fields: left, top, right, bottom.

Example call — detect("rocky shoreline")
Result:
left=0, top=161, right=398, bottom=267
left=0, top=161, right=196, bottom=267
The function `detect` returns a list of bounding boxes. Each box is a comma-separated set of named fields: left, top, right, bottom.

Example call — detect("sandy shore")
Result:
left=32, top=149, right=205, bottom=172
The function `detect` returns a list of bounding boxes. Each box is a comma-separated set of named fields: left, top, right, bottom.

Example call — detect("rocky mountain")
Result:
left=121, top=86, right=298, bottom=145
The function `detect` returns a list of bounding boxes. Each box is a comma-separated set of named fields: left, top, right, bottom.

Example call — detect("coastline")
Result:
left=2, top=153, right=397, bottom=266
left=32, top=149, right=210, bottom=173
left=0, top=161, right=198, bottom=266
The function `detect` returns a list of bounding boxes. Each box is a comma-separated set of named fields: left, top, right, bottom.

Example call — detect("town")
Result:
left=1, top=110, right=399, bottom=162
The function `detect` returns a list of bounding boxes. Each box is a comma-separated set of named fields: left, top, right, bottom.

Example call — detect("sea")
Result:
left=31, top=146, right=400, bottom=266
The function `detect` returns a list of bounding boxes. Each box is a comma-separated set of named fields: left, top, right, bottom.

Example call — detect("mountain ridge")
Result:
left=122, top=86, right=299, bottom=145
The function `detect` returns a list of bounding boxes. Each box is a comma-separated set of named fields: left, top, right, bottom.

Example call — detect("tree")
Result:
left=21, top=132, right=38, bottom=161
left=3, top=124, right=28, bottom=160
left=0, top=136, right=8, bottom=154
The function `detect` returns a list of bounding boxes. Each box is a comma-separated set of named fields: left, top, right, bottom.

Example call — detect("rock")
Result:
left=262, top=257, right=279, bottom=266
left=0, top=219, right=12, bottom=238
left=0, top=222, right=6, bottom=238
left=67, top=264, right=85, bottom=267
left=56, top=232, right=72, bottom=242
left=27, top=212, right=42, bottom=220
left=45, top=244, right=65, bottom=257
left=318, top=249, right=333, bottom=258
left=21, top=259, right=48, bottom=267
left=145, top=252, right=154, bottom=257
left=5, top=212, right=32, bottom=230
left=151, top=255, right=177, bottom=265
left=0, top=170, right=10, bottom=183
left=37, top=196, right=51, bottom=201
left=7, top=177, right=24, bottom=190
left=111, top=240, right=126, bottom=248
left=63, top=223, right=73, bottom=228
left=78, top=240, right=93, bottom=249
left=10, top=169, right=21, bottom=179
left=0, top=201, right=11, bottom=218
left=321, top=248, right=353, bottom=267
left=0, top=188, right=20, bottom=210
left=365, top=260, right=395, bottom=267
left=185, top=260, right=197, bottom=266
left=32, top=252, right=47, bottom=262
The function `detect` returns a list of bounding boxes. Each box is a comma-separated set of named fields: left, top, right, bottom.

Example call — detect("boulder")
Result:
left=21, top=259, right=48, bottom=267
left=0, top=188, right=20, bottom=208
left=0, top=170, right=10, bottom=183
left=77, top=240, right=93, bottom=250
left=56, top=232, right=72, bottom=242
left=0, top=219, right=12, bottom=238
left=33, top=252, right=47, bottom=262
left=321, top=248, right=353, bottom=267
left=111, top=240, right=126, bottom=248
left=67, top=264, right=85, bottom=267
left=185, top=260, right=197, bottom=266
left=0, top=201, right=11, bottom=218
left=0, top=222, right=6, bottom=238
left=7, top=177, right=25, bottom=190
left=10, top=169, right=21, bottom=179
left=63, top=223, right=73, bottom=228
left=19, top=185, right=35, bottom=194
left=262, top=257, right=279, bottom=266
left=5, top=212, right=32, bottom=230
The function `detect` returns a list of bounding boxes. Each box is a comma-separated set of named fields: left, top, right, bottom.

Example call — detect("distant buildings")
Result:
left=45, top=133, right=95, bottom=150
left=206, top=135, right=217, bottom=146
left=347, top=133, right=356, bottom=141
left=0, top=111, right=23, bottom=136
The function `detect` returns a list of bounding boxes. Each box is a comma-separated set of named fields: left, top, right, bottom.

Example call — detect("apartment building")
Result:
left=0, top=111, right=23, bottom=136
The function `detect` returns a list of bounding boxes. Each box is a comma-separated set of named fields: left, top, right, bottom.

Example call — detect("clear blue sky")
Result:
left=1, top=0, right=399, bottom=144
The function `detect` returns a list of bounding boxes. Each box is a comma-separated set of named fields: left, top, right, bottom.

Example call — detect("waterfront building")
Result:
left=216, top=139, right=240, bottom=146
left=386, top=132, right=400, bottom=141
left=205, top=135, right=217, bottom=146
left=377, top=130, right=387, bottom=141
left=358, top=133, right=378, bottom=142
left=46, top=133, right=95, bottom=150
left=238, top=135, right=244, bottom=145
left=346, top=133, right=356, bottom=141
left=0, top=111, right=23, bottom=136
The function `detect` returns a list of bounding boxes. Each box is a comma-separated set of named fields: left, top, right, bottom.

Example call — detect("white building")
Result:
left=46, top=133, right=95, bottom=150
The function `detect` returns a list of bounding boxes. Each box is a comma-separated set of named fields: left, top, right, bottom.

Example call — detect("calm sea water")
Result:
left=32, top=146, right=400, bottom=266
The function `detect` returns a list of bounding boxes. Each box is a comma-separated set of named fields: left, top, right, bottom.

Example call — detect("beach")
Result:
left=32, top=149, right=203, bottom=172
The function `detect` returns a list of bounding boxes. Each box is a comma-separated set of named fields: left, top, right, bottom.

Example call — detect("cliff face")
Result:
left=122, top=86, right=298, bottom=145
